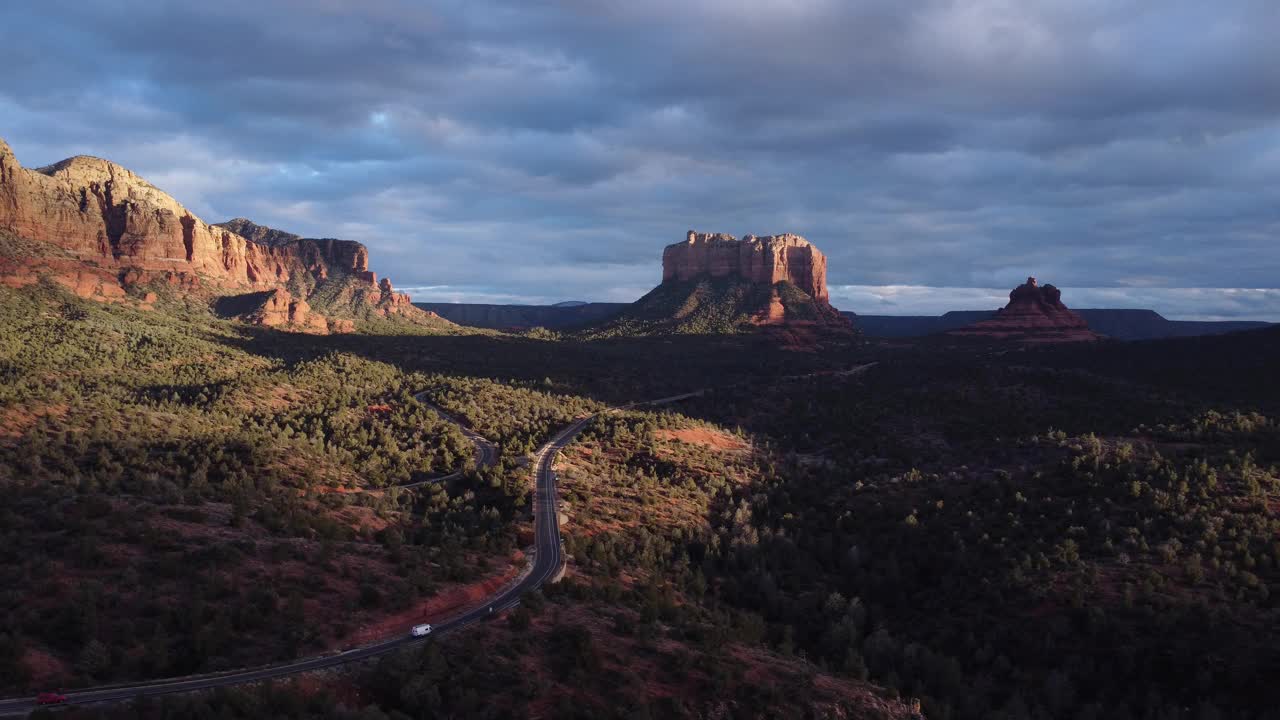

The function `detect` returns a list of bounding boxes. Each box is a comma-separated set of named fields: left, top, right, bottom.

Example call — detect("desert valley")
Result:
left=0, top=132, right=1277, bottom=720
left=3, top=3, right=1280, bottom=720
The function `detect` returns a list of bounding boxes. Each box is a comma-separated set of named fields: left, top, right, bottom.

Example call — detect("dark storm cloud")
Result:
left=3, top=0, right=1279, bottom=318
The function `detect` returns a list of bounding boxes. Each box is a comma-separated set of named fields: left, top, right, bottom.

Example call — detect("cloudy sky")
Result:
left=3, top=1, right=1278, bottom=320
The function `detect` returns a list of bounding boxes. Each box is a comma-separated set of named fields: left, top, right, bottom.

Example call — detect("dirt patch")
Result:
left=21, top=647, right=69, bottom=688
left=0, top=403, right=69, bottom=440
left=654, top=427, right=749, bottom=453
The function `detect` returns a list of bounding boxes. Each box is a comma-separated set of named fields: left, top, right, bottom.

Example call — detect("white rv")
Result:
left=411, top=624, right=432, bottom=637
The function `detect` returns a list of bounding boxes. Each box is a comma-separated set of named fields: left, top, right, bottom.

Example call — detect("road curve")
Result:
left=400, top=392, right=499, bottom=488
left=0, top=368, right=875, bottom=716
left=0, top=395, right=579, bottom=718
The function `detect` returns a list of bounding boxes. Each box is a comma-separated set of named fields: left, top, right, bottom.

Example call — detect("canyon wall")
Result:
left=0, top=137, right=370, bottom=291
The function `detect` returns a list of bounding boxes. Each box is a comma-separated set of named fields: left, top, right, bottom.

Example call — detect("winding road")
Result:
left=0, top=365, right=876, bottom=716
left=0, top=395, right=578, bottom=717
left=400, top=393, right=498, bottom=488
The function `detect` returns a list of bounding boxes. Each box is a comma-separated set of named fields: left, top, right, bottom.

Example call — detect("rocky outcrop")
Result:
left=662, top=231, right=829, bottom=302
left=377, top=277, right=409, bottom=307
left=0, top=137, right=445, bottom=333
left=215, top=217, right=301, bottom=247
left=241, top=288, right=331, bottom=334
left=373, top=277, right=449, bottom=324
left=0, top=256, right=128, bottom=302
left=659, top=230, right=846, bottom=333
left=948, top=277, right=1101, bottom=343
left=0, top=138, right=380, bottom=295
left=212, top=218, right=371, bottom=284
left=587, top=231, right=852, bottom=346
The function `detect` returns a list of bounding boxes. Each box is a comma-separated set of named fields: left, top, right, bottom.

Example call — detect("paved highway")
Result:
left=400, top=393, right=499, bottom=488
left=0, top=396, right=584, bottom=718
left=0, top=368, right=874, bottom=716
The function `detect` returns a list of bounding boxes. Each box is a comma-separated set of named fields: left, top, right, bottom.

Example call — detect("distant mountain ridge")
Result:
left=850, top=309, right=1271, bottom=341
left=417, top=301, right=1270, bottom=342
left=415, top=301, right=626, bottom=330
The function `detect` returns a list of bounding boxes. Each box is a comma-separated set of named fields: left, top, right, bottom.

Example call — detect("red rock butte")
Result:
left=949, top=277, right=1101, bottom=343
left=662, top=230, right=829, bottom=302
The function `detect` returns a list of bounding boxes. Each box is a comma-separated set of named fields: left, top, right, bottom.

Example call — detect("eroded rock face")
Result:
left=949, top=277, right=1101, bottom=343
left=662, top=230, right=829, bottom=302
left=0, top=138, right=374, bottom=293
left=374, top=276, right=421, bottom=317
left=242, top=288, right=331, bottom=334
left=598, top=230, right=851, bottom=347
left=213, top=218, right=371, bottom=283
left=0, top=137, right=437, bottom=333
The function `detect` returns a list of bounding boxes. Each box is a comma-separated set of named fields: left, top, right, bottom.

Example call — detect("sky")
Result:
left=2, top=1, right=1278, bottom=320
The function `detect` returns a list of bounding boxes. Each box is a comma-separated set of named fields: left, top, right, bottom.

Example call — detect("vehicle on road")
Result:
left=411, top=624, right=432, bottom=637
left=36, top=692, right=67, bottom=705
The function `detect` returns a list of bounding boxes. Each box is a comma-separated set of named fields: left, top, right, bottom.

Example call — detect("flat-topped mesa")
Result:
left=0, top=138, right=372, bottom=289
left=949, top=276, right=1101, bottom=343
left=594, top=230, right=851, bottom=346
left=662, top=230, right=829, bottom=302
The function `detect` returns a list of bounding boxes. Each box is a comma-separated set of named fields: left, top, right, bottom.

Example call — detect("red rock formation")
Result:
left=0, top=137, right=445, bottom=333
left=949, top=277, right=1101, bottom=343
left=373, top=276, right=425, bottom=318
left=240, top=288, right=331, bottom=334
left=375, top=277, right=411, bottom=307
left=0, top=138, right=380, bottom=297
left=598, top=231, right=851, bottom=346
left=662, top=230, right=829, bottom=302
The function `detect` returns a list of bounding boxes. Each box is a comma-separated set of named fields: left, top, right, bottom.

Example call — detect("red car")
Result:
left=36, top=692, right=67, bottom=705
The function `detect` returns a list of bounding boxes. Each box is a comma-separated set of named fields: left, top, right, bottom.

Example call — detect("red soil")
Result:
left=335, top=552, right=526, bottom=648
left=0, top=403, right=68, bottom=440
left=21, top=647, right=69, bottom=688
left=655, top=427, right=749, bottom=453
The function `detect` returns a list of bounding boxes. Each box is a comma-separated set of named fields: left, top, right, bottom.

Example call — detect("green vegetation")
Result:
left=0, top=283, right=524, bottom=692
left=304, top=275, right=457, bottom=334
left=6, top=257, right=1280, bottom=719
left=559, top=353, right=1280, bottom=719
left=422, top=377, right=605, bottom=455
left=581, top=278, right=788, bottom=338
left=50, top=602, right=911, bottom=720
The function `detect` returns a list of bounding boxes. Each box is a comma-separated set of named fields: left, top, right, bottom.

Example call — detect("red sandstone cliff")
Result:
left=0, top=137, right=439, bottom=333
left=949, top=277, right=1101, bottom=343
left=662, top=230, right=829, bottom=302
left=0, top=138, right=372, bottom=289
